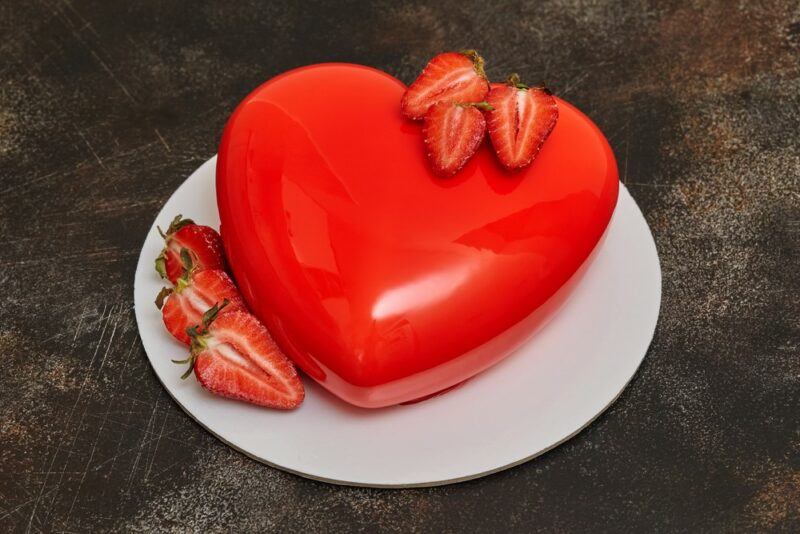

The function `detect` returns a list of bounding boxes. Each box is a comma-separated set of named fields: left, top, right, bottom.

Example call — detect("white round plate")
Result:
left=134, top=156, right=661, bottom=487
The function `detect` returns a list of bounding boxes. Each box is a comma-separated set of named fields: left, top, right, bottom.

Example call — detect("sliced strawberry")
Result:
left=423, top=100, right=490, bottom=176
left=401, top=50, right=490, bottom=120
left=155, top=215, right=226, bottom=284
left=486, top=74, right=559, bottom=170
left=175, top=310, right=304, bottom=409
left=156, top=251, right=245, bottom=345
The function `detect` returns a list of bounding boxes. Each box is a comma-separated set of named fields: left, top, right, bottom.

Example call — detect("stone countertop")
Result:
left=1, top=1, right=798, bottom=531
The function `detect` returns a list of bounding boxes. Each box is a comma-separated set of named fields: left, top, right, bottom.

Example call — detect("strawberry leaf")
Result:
left=506, top=73, right=529, bottom=90
left=175, top=248, right=195, bottom=292
left=180, top=248, right=193, bottom=271
left=171, top=353, right=197, bottom=380
left=459, top=49, right=487, bottom=79
left=166, top=214, right=195, bottom=235
left=154, top=251, right=168, bottom=279
left=201, top=299, right=229, bottom=329
left=154, top=286, right=172, bottom=309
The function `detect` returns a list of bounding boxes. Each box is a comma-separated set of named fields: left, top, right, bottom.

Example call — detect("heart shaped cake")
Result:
left=216, top=63, right=618, bottom=408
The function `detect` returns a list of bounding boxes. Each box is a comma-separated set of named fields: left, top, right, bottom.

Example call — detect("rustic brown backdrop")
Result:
left=1, top=0, right=798, bottom=531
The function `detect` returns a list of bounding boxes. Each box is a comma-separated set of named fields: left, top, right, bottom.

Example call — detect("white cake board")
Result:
left=133, top=156, right=661, bottom=488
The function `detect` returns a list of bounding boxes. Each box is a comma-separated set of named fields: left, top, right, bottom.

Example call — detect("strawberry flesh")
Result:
left=401, top=51, right=489, bottom=120
left=193, top=311, right=304, bottom=409
left=486, top=77, right=559, bottom=170
left=162, top=269, right=245, bottom=345
left=423, top=101, right=487, bottom=176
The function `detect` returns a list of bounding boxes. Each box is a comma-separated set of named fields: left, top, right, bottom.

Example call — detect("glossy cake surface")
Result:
left=216, top=64, right=618, bottom=407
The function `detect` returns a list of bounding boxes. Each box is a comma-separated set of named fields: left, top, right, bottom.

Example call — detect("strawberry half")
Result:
left=174, top=309, right=304, bottom=409
left=423, top=100, right=491, bottom=176
left=155, top=214, right=226, bottom=284
left=156, top=250, right=245, bottom=345
left=401, top=50, right=490, bottom=120
left=486, top=74, right=559, bottom=170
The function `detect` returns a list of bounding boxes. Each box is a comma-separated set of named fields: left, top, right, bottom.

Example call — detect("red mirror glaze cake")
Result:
left=216, top=63, right=618, bottom=408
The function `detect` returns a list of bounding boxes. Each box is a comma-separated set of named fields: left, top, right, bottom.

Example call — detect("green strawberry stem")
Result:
left=459, top=49, right=487, bottom=80
left=506, top=73, right=552, bottom=94
left=506, top=73, right=529, bottom=90
left=173, top=299, right=230, bottom=380
left=458, top=101, right=494, bottom=111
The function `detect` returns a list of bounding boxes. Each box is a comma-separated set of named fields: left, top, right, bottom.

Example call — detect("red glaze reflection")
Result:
left=217, top=64, right=618, bottom=408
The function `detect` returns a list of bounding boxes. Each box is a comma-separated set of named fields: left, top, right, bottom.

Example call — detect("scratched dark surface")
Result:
left=1, top=0, right=799, bottom=532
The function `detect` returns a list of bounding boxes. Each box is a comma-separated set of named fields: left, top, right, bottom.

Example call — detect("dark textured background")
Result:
left=1, top=0, right=798, bottom=532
